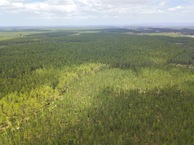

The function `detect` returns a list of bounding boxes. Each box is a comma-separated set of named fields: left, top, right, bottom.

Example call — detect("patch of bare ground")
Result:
left=170, top=62, right=194, bottom=69
left=175, top=43, right=184, bottom=46
left=187, top=35, right=194, bottom=38
left=68, top=33, right=81, bottom=36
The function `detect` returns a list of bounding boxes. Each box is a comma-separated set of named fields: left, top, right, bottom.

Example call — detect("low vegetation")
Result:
left=0, top=28, right=194, bottom=144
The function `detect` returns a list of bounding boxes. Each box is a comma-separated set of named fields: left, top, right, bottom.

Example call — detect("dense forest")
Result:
left=0, top=28, right=194, bottom=144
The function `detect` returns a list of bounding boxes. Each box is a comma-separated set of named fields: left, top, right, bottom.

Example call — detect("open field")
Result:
left=0, top=28, right=194, bottom=144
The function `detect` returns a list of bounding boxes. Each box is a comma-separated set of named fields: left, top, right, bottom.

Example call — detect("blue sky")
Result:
left=0, top=0, right=194, bottom=26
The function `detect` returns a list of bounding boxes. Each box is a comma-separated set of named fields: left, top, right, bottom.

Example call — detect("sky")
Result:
left=0, top=0, right=194, bottom=26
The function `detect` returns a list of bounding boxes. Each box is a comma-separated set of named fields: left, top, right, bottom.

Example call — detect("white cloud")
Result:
left=101, top=0, right=150, bottom=5
left=168, top=6, right=183, bottom=12
left=167, top=5, right=194, bottom=15
left=0, top=0, right=153, bottom=15
left=0, top=0, right=194, bottom=26
left=0, top=0, right=78, bottom=16
left=0, top=0, right=10, bottom=6
left=12, top=2, right=24, bottom=8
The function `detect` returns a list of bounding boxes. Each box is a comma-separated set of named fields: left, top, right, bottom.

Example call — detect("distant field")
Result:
left=136, top=32, right=184, bottom=37
left=0, top=28, right=194, bottom=144
left=0, top=31, right=45, bottom=40
left=136, top=32, right=194, bottom=38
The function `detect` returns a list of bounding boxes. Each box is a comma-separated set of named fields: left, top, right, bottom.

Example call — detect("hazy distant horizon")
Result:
left=0, top=23, right=194, bottom=29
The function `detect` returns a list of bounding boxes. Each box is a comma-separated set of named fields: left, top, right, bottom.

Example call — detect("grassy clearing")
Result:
left=137, top=32, right=185, bottom=37
left=0, top=31, right=46, bottom=41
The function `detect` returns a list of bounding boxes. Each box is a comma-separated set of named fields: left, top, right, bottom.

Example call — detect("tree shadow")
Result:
left=8, top=85, right=192, bottom=145
left=69, top=86, right=193, bottom=145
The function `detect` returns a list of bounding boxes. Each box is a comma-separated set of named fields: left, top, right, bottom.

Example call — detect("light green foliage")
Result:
left=0, top=29, right=194, bottom=144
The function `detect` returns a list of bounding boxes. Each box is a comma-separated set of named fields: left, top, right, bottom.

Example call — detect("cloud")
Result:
left=168, top=6, right=183, bottom=12
left=0, top=0, right=78, bottom=17
left=101, top=0, right=150, bottom=5
left=0, top=0, right=152, bottom=15
left=0, top=0, right=10, bottom=6
left=167, top=5, right=194, bottom=15
left=0, top=0, right=193, bottom=15
left=0, top=0, right=194, bottom=26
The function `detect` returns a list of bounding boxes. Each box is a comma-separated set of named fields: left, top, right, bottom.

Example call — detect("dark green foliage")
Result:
left=0, top=29, right=194, bottom=144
